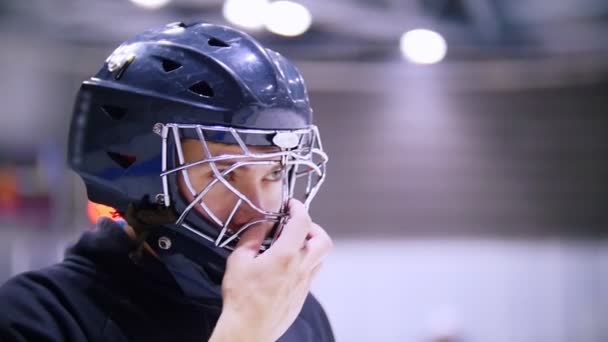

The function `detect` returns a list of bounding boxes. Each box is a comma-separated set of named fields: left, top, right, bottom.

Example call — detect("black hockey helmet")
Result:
left=68, top=21, right=327, bottom=264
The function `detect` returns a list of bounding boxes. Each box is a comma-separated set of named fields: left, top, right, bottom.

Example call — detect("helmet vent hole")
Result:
left=161, top=59, right=182, bottom=72
left=100, top=105, right=127, bottom=120
left=188, top=81, right=214, bottom=98
left=106, top=151, right=136, bottom=169
left=208, top=37, right=230, bottom=47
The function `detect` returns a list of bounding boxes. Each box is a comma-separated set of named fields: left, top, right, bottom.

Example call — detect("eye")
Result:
left=264, top=168, right=284, bottom=182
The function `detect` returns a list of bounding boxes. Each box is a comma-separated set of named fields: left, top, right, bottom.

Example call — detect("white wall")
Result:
left=312, top=237, right=608, bottom=342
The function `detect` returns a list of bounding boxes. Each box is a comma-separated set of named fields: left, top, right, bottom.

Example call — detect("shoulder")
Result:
left=0, top=261, right=105, bottom=341
left=301, top=293, right=331, bottom=322
left=280, top=293, right=335, bottom=342
left=0, top=265, right=72, bottom=315
left=299, top=293, right=335, bottom=342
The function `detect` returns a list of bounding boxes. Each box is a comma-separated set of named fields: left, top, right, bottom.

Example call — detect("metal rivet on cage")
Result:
left=152, top=123, right=164, bottom=136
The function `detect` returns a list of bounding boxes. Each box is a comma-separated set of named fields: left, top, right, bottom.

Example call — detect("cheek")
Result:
left=264, top=181, right=285, bottom=212
left=200, top=183, right=235, bottom=219
left=179, top=171, right=235, bottom=219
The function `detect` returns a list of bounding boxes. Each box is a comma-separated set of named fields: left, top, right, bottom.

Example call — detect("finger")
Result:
left=302, top=223, right=332, bottom=271
left=267, top=199, right=312, bottom=255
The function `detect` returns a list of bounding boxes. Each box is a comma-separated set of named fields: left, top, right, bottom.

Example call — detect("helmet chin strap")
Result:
left=122, top=199, right=228, bottom=298
left=126, top=196, right=278, bottom=297
left=123, top=198, right=177, bottom=261
left=144, top=224, right=227, bottom=299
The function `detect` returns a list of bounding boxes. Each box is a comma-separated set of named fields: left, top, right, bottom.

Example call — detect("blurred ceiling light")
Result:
left=264, top=1, right=312, bottom=37
left=400, top=29, right=447, bottom=65
left=129, top=0, right=171, bottom=10
left=223, top=0, right=270, bottom=30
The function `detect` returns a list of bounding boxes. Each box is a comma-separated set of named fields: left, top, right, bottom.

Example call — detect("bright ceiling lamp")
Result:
left=264, top=1, right=312, bottom=37
left=223, top=0, right=270, bottom=30
left=400, top=29, right=447, bottom=65
left=128, top=0, right=171, bottom=10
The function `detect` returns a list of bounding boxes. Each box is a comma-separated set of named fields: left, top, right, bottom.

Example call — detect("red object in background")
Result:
left=87, top=200, right=123, bottom=224
left=0, top=166, right=52, bottom=224
left=0, top=167, right=19, bottom=211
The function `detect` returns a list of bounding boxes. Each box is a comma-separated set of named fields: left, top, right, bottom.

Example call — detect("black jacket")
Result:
left=0, top=218, right=334, bottom=342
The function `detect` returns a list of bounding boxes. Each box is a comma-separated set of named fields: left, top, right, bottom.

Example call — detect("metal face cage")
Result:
left=156, top=123, right=328, bottom=251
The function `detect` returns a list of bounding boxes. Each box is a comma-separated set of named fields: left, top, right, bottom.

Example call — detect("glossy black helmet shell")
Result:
left=68, top=21, right=313, bottom=214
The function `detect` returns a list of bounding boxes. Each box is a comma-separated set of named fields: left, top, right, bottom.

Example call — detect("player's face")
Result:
left=177, top=139, right=284, bottom=234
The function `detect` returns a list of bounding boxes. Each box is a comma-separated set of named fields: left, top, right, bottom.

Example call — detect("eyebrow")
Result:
left=211, top=159, right=238, bottom=167
left=201, top=159, right=244, bottom=172
left=207, top=159, right=282, bottom=171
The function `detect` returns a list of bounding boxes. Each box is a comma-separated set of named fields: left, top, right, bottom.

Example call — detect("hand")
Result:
left=209, top=199, right=332, bottom=342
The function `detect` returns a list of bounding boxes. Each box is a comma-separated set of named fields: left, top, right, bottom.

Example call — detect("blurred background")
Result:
left=1, top=0, right=607, bottom=341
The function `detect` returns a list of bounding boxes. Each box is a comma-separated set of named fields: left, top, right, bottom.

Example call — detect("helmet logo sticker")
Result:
left=273, top=132, right=299, bottom=149
left=106, top=45, right=136, bottom=73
